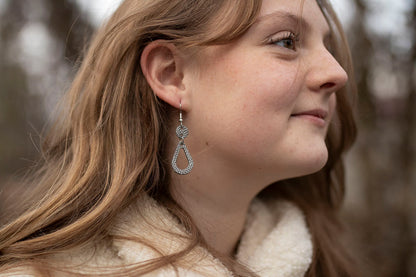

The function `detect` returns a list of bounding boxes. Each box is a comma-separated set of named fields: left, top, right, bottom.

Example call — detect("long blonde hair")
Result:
left=0, top=0, right=357, bottom=276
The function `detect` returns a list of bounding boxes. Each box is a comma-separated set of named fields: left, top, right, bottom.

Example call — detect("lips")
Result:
left=291, top=109, right=328, bottom=119
left=291, top=109, right=328, bottom=127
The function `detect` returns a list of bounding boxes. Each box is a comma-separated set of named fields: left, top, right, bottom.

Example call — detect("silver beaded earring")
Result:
left=171, top=103, right=193, bottom=175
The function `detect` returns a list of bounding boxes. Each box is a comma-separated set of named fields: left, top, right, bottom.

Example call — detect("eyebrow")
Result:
left=255, top=11, right=312, bottom=34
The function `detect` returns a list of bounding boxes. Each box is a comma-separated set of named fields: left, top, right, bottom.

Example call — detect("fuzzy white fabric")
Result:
left=1, top=196, right=313, bottom=277
left=237, top=200, right=313, bottom=277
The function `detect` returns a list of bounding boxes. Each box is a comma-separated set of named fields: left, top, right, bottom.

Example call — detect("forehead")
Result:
left=258, top=0, right=330, bottom=34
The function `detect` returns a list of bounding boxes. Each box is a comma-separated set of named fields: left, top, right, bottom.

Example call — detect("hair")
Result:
left=0, top=0, right=357, bottom=276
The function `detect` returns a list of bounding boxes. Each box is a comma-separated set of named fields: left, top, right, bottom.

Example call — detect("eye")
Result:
left=269, top=32, right=299, bottom=51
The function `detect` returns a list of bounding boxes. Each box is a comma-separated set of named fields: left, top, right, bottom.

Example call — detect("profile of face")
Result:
left=178, top=0, right=348, bottom=184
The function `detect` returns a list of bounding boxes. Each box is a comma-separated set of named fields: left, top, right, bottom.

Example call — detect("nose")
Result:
left=305, top=48, right=348, bottom=94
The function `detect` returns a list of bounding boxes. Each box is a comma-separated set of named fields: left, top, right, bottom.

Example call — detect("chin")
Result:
left=302, top=147, right=329, bottom=174
left=287, top=146, right=329, bottom=178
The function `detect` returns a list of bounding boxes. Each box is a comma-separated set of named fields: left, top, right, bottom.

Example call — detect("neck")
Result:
left=170, top=158, right=272, bottom=256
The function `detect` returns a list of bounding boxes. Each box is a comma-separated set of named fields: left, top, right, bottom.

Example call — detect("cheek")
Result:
left=189, top=47, right=303, bottom=147
left=212, top=58, right=301, bottom=113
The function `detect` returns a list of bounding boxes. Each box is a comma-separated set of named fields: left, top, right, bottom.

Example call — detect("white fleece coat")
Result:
left=2, top=196, right=313, bottom=277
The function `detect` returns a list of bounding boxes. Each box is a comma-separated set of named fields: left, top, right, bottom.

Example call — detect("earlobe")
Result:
left=140, top=41, right=188, bottom=109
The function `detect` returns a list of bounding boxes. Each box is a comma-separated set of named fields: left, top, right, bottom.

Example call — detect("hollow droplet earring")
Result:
left=171, top=103, right=193, bottom=175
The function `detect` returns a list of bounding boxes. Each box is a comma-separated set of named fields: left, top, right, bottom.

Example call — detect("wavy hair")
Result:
left=0, top=0, right=357, bottom=276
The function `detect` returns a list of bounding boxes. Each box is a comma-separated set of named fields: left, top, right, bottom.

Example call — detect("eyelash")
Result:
left=269, top=32, right=300, bottom=51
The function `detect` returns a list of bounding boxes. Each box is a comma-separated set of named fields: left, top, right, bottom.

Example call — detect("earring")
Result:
left=171, top=103, right=193, bottom=175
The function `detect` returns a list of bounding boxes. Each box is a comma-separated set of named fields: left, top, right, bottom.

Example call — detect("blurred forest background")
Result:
left=0, top=0, right=415, bottom=276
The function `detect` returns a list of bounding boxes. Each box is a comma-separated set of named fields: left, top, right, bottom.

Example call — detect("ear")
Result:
left=140, top=41, right=189, bottom=110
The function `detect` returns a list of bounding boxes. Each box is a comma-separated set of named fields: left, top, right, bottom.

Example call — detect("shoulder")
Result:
left=106, top=195, right=232, bottom=276
left=0, top=267, right=220, bottom=277
left=0, top=267, right=39, bottom=277
left=0, top=247, right=225, bottom=277
left=0, top=241, right=121, bottom=277
left=0, top=195, right=231, bottom=277
left=108, top=195, right=233, bottom=276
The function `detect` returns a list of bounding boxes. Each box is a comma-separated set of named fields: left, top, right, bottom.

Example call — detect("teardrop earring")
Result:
left=171, top=103, right=193, bottom=175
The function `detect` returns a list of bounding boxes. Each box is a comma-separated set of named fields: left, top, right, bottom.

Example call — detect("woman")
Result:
left=0, top=0, right=357, bottom=276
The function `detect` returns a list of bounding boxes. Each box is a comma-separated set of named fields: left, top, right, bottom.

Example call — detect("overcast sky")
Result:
left=75, top=0, right=123, bottom=26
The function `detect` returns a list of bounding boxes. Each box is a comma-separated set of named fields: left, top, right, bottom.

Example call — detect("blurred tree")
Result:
left=344, top=0, right=416, bottom=276
left=0, top=0, right=93, bottom=209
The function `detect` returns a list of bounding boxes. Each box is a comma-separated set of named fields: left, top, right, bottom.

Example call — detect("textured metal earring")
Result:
left=171, top=103, right=193, bottom=175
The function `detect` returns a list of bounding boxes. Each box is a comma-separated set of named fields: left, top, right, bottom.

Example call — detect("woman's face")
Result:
left=183, top=0, right=347, bottom=182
